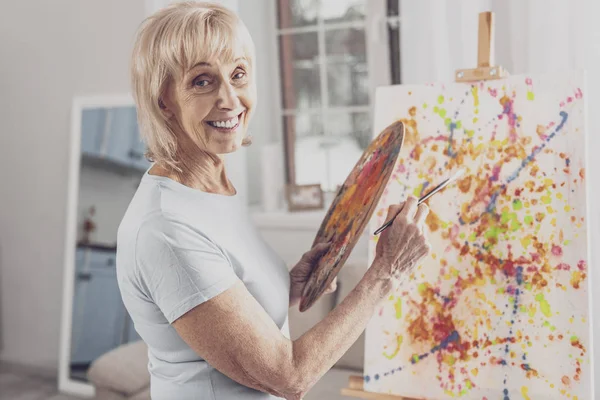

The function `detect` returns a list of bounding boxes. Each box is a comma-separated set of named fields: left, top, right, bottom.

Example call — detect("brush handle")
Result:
left=373, top=176, right=452, bottom=235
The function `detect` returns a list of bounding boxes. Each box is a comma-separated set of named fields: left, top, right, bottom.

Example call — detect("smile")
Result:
left=206, top=113, right=243, bottom=131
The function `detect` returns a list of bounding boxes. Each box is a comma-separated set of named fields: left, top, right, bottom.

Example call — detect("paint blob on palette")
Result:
left=300, top=121, right=404, bottom=312
left=364, top=71, right=591, bottom=399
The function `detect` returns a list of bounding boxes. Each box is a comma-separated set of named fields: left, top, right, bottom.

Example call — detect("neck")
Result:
left=150, top=137, right=236, bottom=196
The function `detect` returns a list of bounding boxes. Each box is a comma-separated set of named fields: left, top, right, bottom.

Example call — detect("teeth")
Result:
left=209, top=115, right=239, bottom=129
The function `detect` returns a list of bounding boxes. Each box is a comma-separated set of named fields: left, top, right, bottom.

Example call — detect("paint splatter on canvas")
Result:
left=365, top=72, right=591, bottom=399
left=300, top=121, right=404, bottom=312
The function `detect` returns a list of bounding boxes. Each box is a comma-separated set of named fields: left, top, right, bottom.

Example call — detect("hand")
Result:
left=372, top=196, right=431, bottom=287
left=289, top=242, right=337, bottom=307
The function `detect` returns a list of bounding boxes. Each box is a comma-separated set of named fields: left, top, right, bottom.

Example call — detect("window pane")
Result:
left=327, top=112, right=372, bottom=150
left=285, top=113, right=323, bottom=140
left=279, top=33, right=321, bottom=109
left=387, top=0, right=399, bottom=17
left=287, top=113, right=326, bottom=187
left=278, top=0, right=318, bottom=29
left=321, top=0, right=366, bottom=24
left=325, top=28, right=369, bottom=106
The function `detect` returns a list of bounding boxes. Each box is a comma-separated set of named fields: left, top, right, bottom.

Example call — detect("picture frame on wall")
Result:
left=286, top=184, right=324, bottom=212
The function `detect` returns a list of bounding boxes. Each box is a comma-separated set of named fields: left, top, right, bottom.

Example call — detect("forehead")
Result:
left=182, top=23, right=254, bottom=72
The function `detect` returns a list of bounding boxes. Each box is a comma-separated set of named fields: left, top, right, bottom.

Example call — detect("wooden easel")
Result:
left=340, top=10, right=507, bottom=400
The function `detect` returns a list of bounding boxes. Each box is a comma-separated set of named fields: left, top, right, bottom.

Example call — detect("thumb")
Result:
left=305, top=241, right=331, bottom=261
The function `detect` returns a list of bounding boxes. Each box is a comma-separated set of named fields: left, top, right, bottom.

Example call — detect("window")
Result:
left=277, top=0, right=401, bottom=192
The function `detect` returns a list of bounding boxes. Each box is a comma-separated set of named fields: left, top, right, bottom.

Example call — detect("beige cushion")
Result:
left=87, top=341, right=150, bottom=397
left=92, top=388, right=127, bottom=400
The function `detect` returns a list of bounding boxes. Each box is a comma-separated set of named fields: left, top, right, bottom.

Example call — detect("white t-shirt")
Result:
left=116, top=170, right=291, bottom=399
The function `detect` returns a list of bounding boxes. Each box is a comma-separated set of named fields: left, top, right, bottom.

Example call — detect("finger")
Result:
left=414, top=203, right=430, bottom=230
left=325, top=277, right=338, bottom=293
left=385, top=203, right=404, bottom=220
left=399, top=196, right=418, bottom=219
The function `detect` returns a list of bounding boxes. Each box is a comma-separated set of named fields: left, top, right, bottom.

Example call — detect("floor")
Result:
left=0, top=360, right=359, bottom=400
left=0, top=362, right=82, bottom=400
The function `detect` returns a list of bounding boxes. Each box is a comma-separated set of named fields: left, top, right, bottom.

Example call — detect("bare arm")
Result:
left=172, top=197, right=429, bottom=400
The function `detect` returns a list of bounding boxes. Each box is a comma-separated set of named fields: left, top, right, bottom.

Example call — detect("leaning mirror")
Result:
left=59, top=95, right=148, bottom=396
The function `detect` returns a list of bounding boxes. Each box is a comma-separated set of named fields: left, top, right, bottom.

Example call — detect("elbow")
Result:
left=274, top=354, right=313, bottom=399
left=281, top=374, right=310, bottom=400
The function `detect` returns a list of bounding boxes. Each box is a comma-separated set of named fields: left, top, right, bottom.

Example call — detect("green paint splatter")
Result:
left=510, top=219, right=521, bottom=232
left=525, top=282, right=533, bottom=291
left=513, top=199, right=523, bottom=210
left=418, top=283, right=427, bottom=295
left=571, top=335, right=579, bottom=344
left=438, top=95, right=445, bottom=104
left=527, top=91, right=535, bottom=101
left=466, top=129, right=475, bottom=137
left=468, top=232, right=476, bottom=242
left=412, top=354, right=420, bottom=363
left=524, top=215, right=533, bottom=225
left=485, top=226, right=501, bottom=240
left=535, top=293, right=552, bottom=317
left=394, top=298, right=402, bottom=319
left=459, top=233, right=466, bottom=239
left=423, top=103, right=428, bottom=109
left=456, top=121, right=462, bottom=129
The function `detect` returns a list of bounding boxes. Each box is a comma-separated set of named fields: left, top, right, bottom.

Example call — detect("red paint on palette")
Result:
left=299, top=121, right=405, bottom=312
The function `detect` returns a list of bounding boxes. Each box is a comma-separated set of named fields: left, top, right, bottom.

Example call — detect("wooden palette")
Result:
left=299, top=121, right=404, bottom=312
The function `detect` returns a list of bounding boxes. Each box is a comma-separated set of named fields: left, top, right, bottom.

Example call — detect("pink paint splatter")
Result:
left=398, top=164, right=406, bottom=173
left=556, top=263, right=571, bottom=271
left=525, top=77, right=532, bottom=85
left=575, top=88, right=583, bottom=99
left=552, top=245, right=563, bottom=256
left=577, top=260, right=587, bottom=271
left=567, top=96, right=573, bottom=103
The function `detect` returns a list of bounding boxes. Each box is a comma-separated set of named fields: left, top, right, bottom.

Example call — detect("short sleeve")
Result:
left=134, top=213, right=239, bottom=323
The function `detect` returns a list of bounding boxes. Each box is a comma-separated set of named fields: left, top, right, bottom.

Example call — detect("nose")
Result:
left=216, top=80, right=241, bottom=111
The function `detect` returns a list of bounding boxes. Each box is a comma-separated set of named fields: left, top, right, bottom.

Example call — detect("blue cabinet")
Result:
left=80, top=106, right=150, bottom=171
left=71, top=247, right=136, bottom=365
left=80, top=109, right=107, bottom=155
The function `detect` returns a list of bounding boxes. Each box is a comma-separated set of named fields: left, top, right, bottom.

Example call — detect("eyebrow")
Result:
left=188, top=57, right=248, bottom=71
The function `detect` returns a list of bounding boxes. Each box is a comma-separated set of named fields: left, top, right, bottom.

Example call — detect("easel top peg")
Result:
left=455, top=11, right=509, bottom=82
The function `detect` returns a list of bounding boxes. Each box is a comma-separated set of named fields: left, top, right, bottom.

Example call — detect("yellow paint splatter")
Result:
left=394, top=297, right=402, bottom=319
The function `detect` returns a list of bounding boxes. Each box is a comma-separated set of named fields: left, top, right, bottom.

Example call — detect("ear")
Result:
left=158, top=97, right=174, bottom=120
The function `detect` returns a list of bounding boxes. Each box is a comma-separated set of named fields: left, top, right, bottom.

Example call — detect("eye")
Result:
left=192, top=74, right=212, bottom=88
left=233, top=68, right=247, bottom=80
left=194, top=79, right=210, bottom=87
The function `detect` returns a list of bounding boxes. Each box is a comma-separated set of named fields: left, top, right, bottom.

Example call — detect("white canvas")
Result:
left=365, top=71, right=592, bottom=399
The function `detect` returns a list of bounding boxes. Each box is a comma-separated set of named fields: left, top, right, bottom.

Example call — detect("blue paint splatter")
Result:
left=462, top=111, right=569, bottom=225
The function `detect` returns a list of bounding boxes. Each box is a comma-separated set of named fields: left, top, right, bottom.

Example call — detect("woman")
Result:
left=117, top=2, right=431, bottom=399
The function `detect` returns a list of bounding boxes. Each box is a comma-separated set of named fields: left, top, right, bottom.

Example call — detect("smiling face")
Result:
left=161, top=49, right=256, bottom=155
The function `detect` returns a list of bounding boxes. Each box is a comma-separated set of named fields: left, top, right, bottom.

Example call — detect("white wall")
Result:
left=0, top=0, right=146, bottom=370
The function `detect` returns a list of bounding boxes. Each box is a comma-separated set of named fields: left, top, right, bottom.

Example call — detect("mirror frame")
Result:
left=58, top=94, right=136, bottom=397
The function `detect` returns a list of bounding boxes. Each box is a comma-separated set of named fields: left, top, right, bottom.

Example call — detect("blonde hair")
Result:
left=130, top=1, right=255, bottom=171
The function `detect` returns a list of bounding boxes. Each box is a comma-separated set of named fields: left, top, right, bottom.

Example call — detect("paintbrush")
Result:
left=373, top=168, right=465, bottom=235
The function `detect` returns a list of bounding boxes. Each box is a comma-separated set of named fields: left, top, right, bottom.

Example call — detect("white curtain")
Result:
left=401, top=0, right=600, bottom=391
